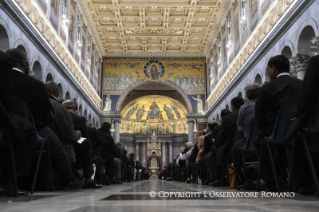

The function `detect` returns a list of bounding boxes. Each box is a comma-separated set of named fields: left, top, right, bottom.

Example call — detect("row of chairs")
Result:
left=232, top=97, right=319, bottom=193
left=0, top=100, right=53, bottom=197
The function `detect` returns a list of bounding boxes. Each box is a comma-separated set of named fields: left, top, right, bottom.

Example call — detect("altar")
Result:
left=147, top=131, right=161, bottom=175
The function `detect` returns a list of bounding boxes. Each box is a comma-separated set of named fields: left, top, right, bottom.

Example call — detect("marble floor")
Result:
left=0, top=177, right=318, bottom=212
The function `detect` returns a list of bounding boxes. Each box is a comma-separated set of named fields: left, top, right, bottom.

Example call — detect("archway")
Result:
left=0, top=24, right=9, bottom=51
left=57, top=83, right=63, bottom=99
left=65, top=91, right=71, bottom=100
left=238, top=92, right=242, bottom=98
left=254, top=74, right=262, bottom=84
left=84, top=109, right=87, bottom=119
left=78, top=105, right=82, bottom=116
left=88, top=114, right=91, bottom=125
left=17, top=45, right=27, bottom=56
left=281, top=46, right=293, bottom=59
left=46, top=73, right=53, bottom=82
left=226, top=105, right=229, bottom=110
left=115, top=80, right=193, bottom=115
left=298, top=26, right=315, bottom=54
left=32, top=61, right=43, bottom=81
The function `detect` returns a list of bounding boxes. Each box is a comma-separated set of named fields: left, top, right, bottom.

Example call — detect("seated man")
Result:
left=95, top=122, right=116, bottom=185
left=200, top=121, right=218, bottom=184
left=211, top=97, right=245, bottom=186
left=205, top=110, right=231, bottom=184
left=185, top=142, right=194, bottom=183
left=231, top=83, right=260, bottom=179
left=287, top=55, right=319, bottom=194
left=45, top=82, right=101, bottom=189
left=0, top=51, right=36, bottom=196
left=254, top=55, right=302, bottom=190
left=6, top=48, right=83, bottom=190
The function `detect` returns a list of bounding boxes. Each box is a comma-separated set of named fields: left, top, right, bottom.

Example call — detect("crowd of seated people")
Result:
left=160, top=55, right=319, bottom=195
left=0, top=48, right=149, bottom=197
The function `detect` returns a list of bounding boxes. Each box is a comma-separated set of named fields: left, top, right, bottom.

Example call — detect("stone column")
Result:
left=162, top=142, right=166, bottom=169
left=142, top=142, right=147, bottom=167
left=135, top=142, right=139, bottom=162
left=114, top=120, right=120, bottom=143
left=188, top=121, right=194, bottom=144
left=169, top=142, right=173, bottom=163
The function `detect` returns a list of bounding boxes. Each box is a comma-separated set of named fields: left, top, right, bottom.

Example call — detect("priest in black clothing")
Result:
left=254, top=55, right=302, bottom=190
left=6, top=48, right=83, bottom=190
left=0, top=51, right=36, bottom=196
left=211, top=97, right=245, bottom=186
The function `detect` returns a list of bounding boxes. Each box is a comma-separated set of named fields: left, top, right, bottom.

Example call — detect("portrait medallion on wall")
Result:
left=143, top=60, right=165, bottom=80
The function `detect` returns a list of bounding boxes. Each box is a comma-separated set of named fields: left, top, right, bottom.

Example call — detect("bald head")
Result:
left=45, top=81, right=59, bottom=98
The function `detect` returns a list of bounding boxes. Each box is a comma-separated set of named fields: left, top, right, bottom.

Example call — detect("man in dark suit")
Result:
left=254, top=55, right=302, bottom=189
left=62, top=99, right=98, bottom=187
left=0, top=51, right=36, bottom=196
left=96, top=122, right=116, bottom=185
left=211, top=97, right=245, bottom=186
left=6, top=48, right=83, bottom=189
left=288, top=55, right=319, bottom=194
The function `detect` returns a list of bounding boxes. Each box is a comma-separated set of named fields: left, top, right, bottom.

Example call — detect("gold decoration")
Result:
left=23, top=0, right=31, bottom=15
left=50, top=36, right=56, bottom=47
left=277, top=1, right=284, bottom=17
left=257, top=28, right=263, bottom=42
left=269, top=11, right=277, bottom=26
left=252, top=36, right=257, bottom=49
left=16, top=0, right=23, bottom=3
left=31, top=8, right=39, bottom=24
left=45, top=28, right=51, bottom=41
left=285, top=0, right=292, bottom=5
left=39, top=19, right=45, bottom=34
left=263, top=21, right=269, bottom=34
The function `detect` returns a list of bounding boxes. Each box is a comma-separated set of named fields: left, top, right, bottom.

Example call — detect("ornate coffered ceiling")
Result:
left=79, top=0, right=230, bottom=57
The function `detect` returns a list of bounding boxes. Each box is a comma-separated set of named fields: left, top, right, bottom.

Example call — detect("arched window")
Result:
left=281, top=46, right=293, bottom=59
left=57, top=83, right=63, bottom=99
left=78, top=105, right=82, bottom=116
left=298, top=26, right=315, bottom=54
left=84, top=109, right=87, bottom=119
left=238, top=92, right=243, bottom=98
left=46, top=73, right=53, bottom=82
left=32, top=61, right=43, bottom=81
left=65, top=91, right=71, bottom=100
left=0, top=24, right=9, bottom=51
left=17, top=45, right=27, bottom=56
left=254, top=74, right=262, bottom=84
left=226, top=105, right=229, bottom=110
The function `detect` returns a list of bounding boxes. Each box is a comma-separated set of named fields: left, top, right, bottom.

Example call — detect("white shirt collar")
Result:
left=277, top=72, right=290, bottom=78
left=12, top=67, right=24, bottom=74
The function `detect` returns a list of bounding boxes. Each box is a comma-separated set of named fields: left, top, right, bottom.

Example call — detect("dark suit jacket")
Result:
left=203, top=132, right=214, bottom=155
left=296, top=55, right=319, bottom=121
left=213, top=110, right=239, bottom=165
left=255, top=75, right=302, bottom=134
left=70, top=113, right=91, bottom=139
left=13, top=71, right=51, bottom=129
left=95, top=129, right=116, bottom=162
left=0, top=51, right=15, bottom=112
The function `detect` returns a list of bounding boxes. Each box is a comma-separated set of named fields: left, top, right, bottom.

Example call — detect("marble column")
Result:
left=188, top=121, right=194, bottom=144
left=169, top=142, right=173, bottom=163
left=135, top=142, right=139, bottom=162
left=162, top=142, right=166, bottom=169
left=142, top=142, right=147, bottom=167
left=114, top=120, right=120, bottom=143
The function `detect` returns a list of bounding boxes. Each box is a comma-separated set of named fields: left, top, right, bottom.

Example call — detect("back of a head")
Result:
left=207, top=121, right=217, bottom=131
left=186, top=142, right=194, bottom=149
left=268, top=55, right=290, bottom=73
left=221, top=109, right=231, bottom=118
left=246, top=83, right=261, bottom=100
left=45, top=81, right=58, bottom=95
left=62, top=99, right=78, bottom=110
left=101, top=122, right=111, bottom=133
left=231, top=97, right=245, bottom=110
left=5, top=48, right=26, bottom=66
